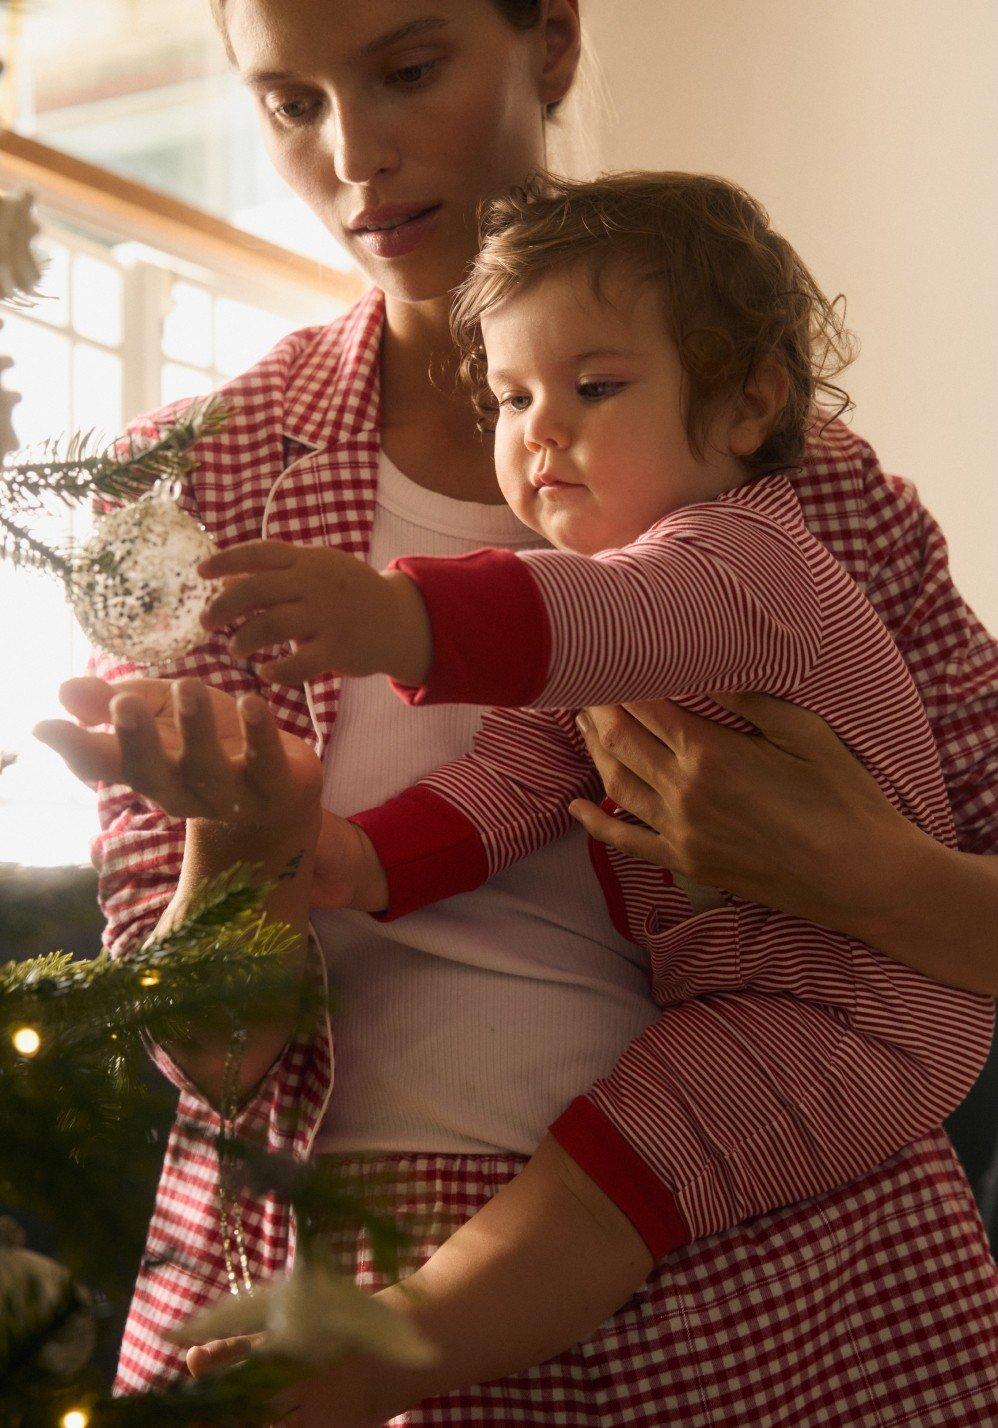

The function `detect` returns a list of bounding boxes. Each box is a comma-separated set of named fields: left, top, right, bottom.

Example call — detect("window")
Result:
left=0, top=213, right=349, bottom=866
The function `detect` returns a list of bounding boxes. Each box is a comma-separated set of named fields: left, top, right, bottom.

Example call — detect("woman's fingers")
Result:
left=568, top=798, right=671, bottom=864
left=173, top=680, right=240, bottom=815
left=33, top=719, right=123, bottom=785
left=575, top=744, right=667, bottom=831
left=57, top=675, right=118, bottom=725
left=110, top=693, right=179, bottom=807
left=240, top=693, right=294, bottom=801
left=57, top=675, right=172, bottom=727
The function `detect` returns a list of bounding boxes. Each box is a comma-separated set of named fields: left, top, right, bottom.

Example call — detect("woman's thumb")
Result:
left=186, top=1335, right=257, bottom=1380
left=709, top=690, right=834, bottom=756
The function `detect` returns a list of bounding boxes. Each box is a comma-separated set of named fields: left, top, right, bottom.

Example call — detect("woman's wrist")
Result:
left=149, top=807, right=322, bottom=1106
left=852, top=824, right=998, bottom=995
left=179, top=808, right=321, bottom=922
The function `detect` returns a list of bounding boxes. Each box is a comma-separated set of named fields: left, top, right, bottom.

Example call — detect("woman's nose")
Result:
left=329, top=102, right=400, bottom=185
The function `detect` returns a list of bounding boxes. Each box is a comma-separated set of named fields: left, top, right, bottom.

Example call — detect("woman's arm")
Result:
left=35, top=674, right=324, bottom=1105
left=571, top=694, right=998, bottom=996
left=148, top=808, right=319, bottom=1106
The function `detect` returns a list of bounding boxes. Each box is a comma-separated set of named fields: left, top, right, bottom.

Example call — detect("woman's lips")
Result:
left=352, top=204, right=442, bottom=259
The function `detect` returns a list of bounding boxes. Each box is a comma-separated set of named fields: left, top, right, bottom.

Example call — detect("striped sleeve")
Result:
left=351, top=707, right=598, bottom=919
left=551, top=918, right=994, bottom=1258
left=390, top=502, right=822, bottom=711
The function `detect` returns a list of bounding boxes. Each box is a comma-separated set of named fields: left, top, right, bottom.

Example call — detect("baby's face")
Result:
left=481, top=266, right=743, bottom=554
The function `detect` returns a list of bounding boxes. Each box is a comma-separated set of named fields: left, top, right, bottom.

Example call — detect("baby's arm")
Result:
left=389, top=502, right=822, bottom=712
left=198, top=496, right=821, bottom=710
left=315, top=707, right=599, bottom=919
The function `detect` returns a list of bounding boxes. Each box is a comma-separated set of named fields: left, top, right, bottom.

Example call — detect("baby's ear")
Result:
left=727, top=358, right=789, bottom=458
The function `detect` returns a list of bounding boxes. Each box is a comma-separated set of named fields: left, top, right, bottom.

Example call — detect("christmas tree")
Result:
left=0, top=192, right=424, bottom=1425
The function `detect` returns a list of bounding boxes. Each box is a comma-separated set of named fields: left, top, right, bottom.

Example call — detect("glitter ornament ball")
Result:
left=69, top=484, right=221, bottom=664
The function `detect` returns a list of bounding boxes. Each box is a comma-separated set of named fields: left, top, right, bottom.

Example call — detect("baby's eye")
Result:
left=386, top=59, right=439, bottom=88
left=498, top=393, right=531, bottom=412
left=578, top=379, right=627, bottom=401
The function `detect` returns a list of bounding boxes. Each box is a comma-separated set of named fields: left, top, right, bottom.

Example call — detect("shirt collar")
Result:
left=281, top=286, right=385, bottom=450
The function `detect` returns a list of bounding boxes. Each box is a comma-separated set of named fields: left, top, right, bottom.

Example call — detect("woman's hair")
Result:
left=209, top=1, right=548, bottom=68
left=452, top=171, right=857, bottom=476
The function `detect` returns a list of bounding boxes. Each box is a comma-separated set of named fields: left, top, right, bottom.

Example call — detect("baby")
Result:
left=199, top=172, right=990, bottom=1249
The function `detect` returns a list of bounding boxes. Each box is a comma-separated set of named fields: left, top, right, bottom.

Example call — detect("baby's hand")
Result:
left=198, top=540, right=432, bottom=688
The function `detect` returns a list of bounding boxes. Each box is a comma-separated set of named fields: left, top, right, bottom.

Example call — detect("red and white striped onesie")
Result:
left=351, top=469, right=994, bottom=1253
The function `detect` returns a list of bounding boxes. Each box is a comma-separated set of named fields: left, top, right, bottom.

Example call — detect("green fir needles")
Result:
left=0, top=397, right=227, bottom=578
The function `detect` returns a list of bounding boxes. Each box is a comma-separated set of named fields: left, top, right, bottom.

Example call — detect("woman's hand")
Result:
left=34, top=675, right=322, bottom=833
left=570, top=693, right=998, bottom=994
left=569, top=692, right=898, bottom=922
left=35, top=676, right=327, bottom=1101
left=186, top=1334, right=409, bottom=1427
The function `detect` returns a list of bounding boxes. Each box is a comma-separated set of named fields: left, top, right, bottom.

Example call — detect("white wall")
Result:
left=583, top=0, right=996, bottom=628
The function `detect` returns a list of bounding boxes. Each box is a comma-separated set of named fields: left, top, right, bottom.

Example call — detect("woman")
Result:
left=36, top=1, right=998, bottom=1423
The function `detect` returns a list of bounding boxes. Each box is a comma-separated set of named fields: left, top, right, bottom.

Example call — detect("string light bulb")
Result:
left=61, top=1411, right=89, bottom=1428
left=12, top=1025, right=41, bottom=1057
left=139, top=970, right=161, bottom=987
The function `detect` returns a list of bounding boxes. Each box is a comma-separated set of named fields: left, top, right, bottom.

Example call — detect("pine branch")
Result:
left=233, top=1142, right=410, bottom=1283
left=0, top=863, right=320, bottom=1286
left=3, top=1354, right=301, bottom=1427
left=0, top=509, right=71, bottom=581
left=0, top=862, right=314, bottom=1052
left=0, top=397, right=228, bottom=517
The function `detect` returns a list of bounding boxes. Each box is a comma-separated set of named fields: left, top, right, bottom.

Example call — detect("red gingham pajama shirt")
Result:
left=91, top=290, right=998, bottom=1422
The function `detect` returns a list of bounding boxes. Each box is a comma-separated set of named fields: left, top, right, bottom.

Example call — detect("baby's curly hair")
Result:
left=451, top=171, right=857, bottom=476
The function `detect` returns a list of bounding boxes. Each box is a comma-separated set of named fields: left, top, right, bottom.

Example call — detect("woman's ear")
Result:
left=726, top=357, right=790, bottom=458
left=538, top=0, right=582, bottom=109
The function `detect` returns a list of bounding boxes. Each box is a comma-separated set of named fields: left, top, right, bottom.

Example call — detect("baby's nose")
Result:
left=525, top=415, right=571, bottom=451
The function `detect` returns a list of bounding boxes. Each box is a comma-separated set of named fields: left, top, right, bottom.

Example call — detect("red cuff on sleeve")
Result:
left=350, top=785, right=490, bottom=921
left=550, top=1095, right=690, bottom=1261
left=387, top=548, right=551, bottom=708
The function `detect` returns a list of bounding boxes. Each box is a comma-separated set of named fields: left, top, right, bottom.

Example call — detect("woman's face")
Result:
left=225, top=0, right=580, bottom=303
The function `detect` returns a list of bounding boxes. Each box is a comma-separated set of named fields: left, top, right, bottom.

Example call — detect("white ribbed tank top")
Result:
left=310, top=452, right=657, bottom=1157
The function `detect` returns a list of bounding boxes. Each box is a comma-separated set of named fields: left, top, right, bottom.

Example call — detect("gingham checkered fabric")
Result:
left=89, top=290, right=997, bottom=1397
left=323, top=1132, right=998, bottom=1426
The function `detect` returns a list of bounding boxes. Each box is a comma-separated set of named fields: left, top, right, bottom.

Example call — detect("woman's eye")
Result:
left=498, top=393, right=531, bottom=412
left=578, top=380, right=626, bottom=401
left=386, top=59, right=438, bottom=88
left=268, top=98, right=320, bottom=126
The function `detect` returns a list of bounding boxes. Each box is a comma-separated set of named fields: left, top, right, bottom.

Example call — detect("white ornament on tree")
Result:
left=0, top=191, right=43, bottom=303
left=170, top=1253, right=435, bottom=1371
left=0, top=1217, right=96, bottom=1380
left=0, top=189, right=43, bottom=461
left=68, top=481, right=223, bottom=664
